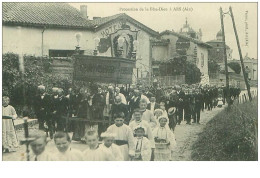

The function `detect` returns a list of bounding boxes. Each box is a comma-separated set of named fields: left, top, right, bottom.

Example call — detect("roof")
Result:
left=3, top=3, right=159, bottom=36
left=2, top=2, right=92, bottom=29
left=160, top=30, right=212, bottom=48
left=92, top=13, right=159, bottom=36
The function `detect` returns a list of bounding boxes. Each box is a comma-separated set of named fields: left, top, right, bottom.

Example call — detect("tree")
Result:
left=2, top=53, right=72, bottom=116
left=159, top=57, right=201, bottom=84
left=185, top=62, right=202, bottom=85
left=228, top=62, right=241, bottom=74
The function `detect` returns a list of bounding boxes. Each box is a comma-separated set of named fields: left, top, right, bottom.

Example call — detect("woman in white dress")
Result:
left=2, top=96, right=19, bottom=153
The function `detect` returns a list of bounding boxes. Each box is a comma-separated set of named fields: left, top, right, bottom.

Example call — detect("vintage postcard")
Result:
left=1, top=2, right=258, bottom=163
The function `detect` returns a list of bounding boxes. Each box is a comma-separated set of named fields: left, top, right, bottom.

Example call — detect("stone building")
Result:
left=2, top=2, right=159, bottom=84
left=206, top=30, right=233, bottom=64
left=151, top=19, right=211, bottom=85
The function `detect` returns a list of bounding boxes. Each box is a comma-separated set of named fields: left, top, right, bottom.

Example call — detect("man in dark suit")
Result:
left=34, top=85, right=51, bottom=131
left=193, top=89, right=202, bottom=124
left=143, top=86, right=153, bottom=100
left=129, top=89, right=141, bottom=116
left=147, top=96, right=160, bottom=114
left=176, top=85, right=185, bottom=125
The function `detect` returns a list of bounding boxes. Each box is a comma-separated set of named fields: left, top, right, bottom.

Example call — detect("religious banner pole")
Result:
left=229, top=6, right=252, bottom=101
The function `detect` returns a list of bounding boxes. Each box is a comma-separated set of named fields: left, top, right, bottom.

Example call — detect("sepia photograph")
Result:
left=1, top=1, right=258, bottom=163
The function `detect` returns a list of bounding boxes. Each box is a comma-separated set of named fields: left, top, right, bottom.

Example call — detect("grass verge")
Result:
left=191, top=98, right=258, bottom=161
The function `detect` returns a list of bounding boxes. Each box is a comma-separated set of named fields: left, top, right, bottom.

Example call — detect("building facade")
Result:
left=3, top=2, right=159, bottom=85
left=151, top=19, right=211, bottom=85
left=206, top=30, right=233, bottom=64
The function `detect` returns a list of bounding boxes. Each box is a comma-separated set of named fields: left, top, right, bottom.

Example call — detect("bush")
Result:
left=191, top=99, right=258, bottom=161
left=159, top=58, right=201, bottom=84
left=2, top=53, right=72, bottom=117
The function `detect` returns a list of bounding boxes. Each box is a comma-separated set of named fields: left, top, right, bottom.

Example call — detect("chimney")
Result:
left=80, top=5, right=88, bottom=19
left=93, top=17, right=101, bottom=20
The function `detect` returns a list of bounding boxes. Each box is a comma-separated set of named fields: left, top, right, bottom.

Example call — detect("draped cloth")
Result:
left=2, top=105, right=19, bottom=152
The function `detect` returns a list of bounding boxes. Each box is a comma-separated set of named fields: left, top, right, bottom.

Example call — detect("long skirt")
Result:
left=154, top=147, right=171, bottom=161
left=2, top=119, right=18, bottom=152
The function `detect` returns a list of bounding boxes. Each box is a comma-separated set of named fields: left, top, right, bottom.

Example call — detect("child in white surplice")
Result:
left=83, top=130, right=115, bottom=161
left=132, top=126, right=151, bottom=161
left=100, top=131, right=124, bottom=161
left=107, top=112, right=135, bottom=161
left=153, top=116, right=176, bottom=161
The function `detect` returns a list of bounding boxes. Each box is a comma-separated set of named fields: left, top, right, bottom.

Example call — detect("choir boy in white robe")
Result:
left=107, top=112, right=135, bottom=161
left=54, top=132, right=83, bottom=161
left=21, top=130, right=56, bottom=161
left=133, top=126, right=151, bottom=161
left=83, top=130, right=115, bottom=161
left=100, top=132, right=124, bottom=161
left=153, top=116, right=176, bottom=161
left=2, top=96, right=19, bottom=153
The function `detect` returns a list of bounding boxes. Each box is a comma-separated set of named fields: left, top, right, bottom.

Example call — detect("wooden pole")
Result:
left=229, top=6, right=252, bottom=101
left=220, top=7, right=231, bottom=106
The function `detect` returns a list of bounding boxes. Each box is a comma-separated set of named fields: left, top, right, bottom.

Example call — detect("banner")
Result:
left=73, top=55, right=135, bottom=84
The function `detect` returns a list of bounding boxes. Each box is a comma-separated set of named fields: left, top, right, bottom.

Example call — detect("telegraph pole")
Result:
left=220, top=7, right=231, bottom=106
left=229, top=6, right=252, bottom=101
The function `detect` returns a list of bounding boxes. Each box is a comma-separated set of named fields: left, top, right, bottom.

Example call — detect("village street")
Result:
left=2, top=106, right=225, bottom=161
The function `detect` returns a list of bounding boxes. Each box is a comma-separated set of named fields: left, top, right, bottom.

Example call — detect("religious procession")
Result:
left=2, top=83, right=241, bottom=161
left=2, top=3, right=257, bottom=162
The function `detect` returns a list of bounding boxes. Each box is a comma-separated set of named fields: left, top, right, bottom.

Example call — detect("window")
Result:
left=201, top=53, right=204, bottom=67
left=49, top=49, right=84, bottom=57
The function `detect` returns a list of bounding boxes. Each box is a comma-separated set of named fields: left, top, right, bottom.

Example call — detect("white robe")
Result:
left=54, top=147, right=83, bottom=161
left=129, top=120, right=155, bottom=148
left=141, top=109, right=158, bottom=130
left=2, top=105, right=18, bottom=151
left=83, top=145, right=115, bottom=161
left=133, top=137, right=151, bottom=161
left=106, top=124, right=135, bottom=161
left=100, top=143, right=124, bottom=161
left=152, top=126, right=176, bottom=161
left=21, top=150, right=56, bottom=161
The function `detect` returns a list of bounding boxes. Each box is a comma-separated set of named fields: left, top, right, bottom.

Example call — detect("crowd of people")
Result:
left=2, top=83, right=241, bottom=161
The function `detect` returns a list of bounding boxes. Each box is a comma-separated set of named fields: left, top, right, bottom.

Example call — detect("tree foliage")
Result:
left=185, top=62, right=202, bottom=85
left=2, top=53, right=72, bottom=116
left=228, top=61, right=241, bottom=74
left=159, top=58, right=201, bottom=85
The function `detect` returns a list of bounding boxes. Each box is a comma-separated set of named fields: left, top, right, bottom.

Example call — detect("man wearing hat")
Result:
left=34, top=85, right=51, bottom=132
left=168, top=107, right=177, bottom=131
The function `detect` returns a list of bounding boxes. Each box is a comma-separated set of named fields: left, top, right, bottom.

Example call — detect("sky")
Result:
left=70, top=2, right=257, bottom=60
